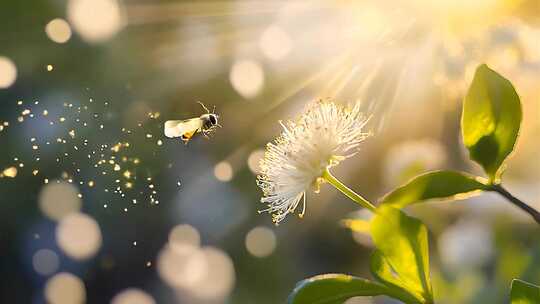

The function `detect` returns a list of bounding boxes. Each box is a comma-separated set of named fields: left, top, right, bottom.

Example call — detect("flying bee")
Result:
left=164, top=102, right=221, bottom=143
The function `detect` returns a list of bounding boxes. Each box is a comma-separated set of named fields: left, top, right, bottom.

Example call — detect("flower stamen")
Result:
left=256, top=100, right=371, bottom=224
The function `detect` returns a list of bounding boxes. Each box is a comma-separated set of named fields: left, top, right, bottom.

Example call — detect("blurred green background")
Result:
left=0, top=0, right=540, bottom=303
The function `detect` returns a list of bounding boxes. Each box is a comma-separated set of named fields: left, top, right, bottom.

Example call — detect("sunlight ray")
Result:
left=126, top=1, right=316, bottom=25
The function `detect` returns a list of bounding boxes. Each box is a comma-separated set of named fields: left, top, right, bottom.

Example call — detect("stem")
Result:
left=490, top=184, right=540, bottom=225
left=322, top=169, right=376, bottom=212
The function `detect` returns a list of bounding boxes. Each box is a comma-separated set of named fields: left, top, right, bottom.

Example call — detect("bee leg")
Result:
left=200, top=129, right=207, bottom=137
left=180, top=135, right=190, bottom=145
left=197, top=101, right=211, bottom=113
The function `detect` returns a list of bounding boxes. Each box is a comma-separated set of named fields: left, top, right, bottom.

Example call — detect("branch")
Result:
left=491, top=184, right=540, bottom=225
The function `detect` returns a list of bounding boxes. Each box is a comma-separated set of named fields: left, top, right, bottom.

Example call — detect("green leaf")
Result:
left=511, top=279, right=540, bottom=304
left=371, top=205, right=433, bottom=303
left=370, top=250, right=424, bottom=304
left=288, top=274, right=389, bottom=304
left=380, top=170, right=488, bottom=209
left=462, top=64, right=522, bottom=182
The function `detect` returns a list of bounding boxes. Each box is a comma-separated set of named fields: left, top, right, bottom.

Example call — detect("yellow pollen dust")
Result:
left=111, top=142, right=129, bottom=153
left=111, top=143, right=122, bottom=152
left=148, top=112, right=161, bottom=119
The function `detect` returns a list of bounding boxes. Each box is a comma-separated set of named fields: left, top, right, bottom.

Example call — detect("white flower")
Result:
left=257, top=101, right=370, bottom=224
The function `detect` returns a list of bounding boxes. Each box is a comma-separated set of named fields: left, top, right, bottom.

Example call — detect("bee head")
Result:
left=209, top=113, right=218, bottom=125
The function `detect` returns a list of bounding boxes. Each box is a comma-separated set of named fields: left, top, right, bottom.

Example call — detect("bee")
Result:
left=164, top=102, right=221, bottom=143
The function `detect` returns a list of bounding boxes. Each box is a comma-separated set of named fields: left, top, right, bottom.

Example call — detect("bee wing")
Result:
left=164, top=118, right=203, bottom=138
